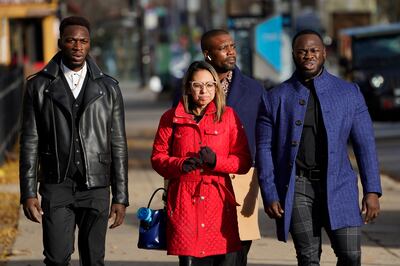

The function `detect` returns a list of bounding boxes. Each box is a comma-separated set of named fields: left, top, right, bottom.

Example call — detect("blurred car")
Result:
left=339, top=23, right=400, bottom=119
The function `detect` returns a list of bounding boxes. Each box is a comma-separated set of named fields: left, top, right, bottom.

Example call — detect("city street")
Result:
left=4, top=86, right=400, bottom=266
left=2, top=1, right=400, bottom=265
left=374, top=122, right=400, bottom=181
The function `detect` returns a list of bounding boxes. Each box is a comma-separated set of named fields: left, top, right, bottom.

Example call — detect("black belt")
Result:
left=296, top=168, right=322, bottom=181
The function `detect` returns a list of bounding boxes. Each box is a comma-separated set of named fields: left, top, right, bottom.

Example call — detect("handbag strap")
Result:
left=147, top=187, right=167, bottom=208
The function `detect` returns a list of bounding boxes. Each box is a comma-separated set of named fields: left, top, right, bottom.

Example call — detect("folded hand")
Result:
left=199, top=146, right=216, bottom=168
left=182, top=157, right=203, bottom=173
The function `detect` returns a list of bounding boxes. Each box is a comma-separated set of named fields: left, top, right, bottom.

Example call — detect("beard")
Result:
left=213, top=61, right=235, bottom=73
left=295, top=60, right=324, bottom=80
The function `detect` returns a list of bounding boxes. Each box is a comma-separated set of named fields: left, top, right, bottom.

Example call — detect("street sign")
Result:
left=255, top=15, right=282, bottom=73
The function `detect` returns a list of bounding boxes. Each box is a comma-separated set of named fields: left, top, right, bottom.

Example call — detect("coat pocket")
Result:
left=204, top=128, right=225, bottom=136
left=204, top=128, right=227, bottom=150
left=87, top=152, right=111, bottom=176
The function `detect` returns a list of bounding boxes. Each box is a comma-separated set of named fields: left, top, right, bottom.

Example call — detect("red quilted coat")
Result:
left=151, top=101, right=251, bottom=257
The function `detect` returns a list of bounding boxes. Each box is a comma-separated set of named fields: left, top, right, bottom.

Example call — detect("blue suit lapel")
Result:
left=226, top=67, right=246, bottom=108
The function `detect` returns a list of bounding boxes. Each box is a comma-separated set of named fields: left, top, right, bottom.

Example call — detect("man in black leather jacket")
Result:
left=19, top=16, right=128, bottom=266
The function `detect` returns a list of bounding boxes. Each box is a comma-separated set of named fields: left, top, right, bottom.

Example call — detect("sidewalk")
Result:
left=5, top=86, right=400, bottom=266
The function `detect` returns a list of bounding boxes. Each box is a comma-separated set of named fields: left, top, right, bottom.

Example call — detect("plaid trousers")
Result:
left=290, top=175, right=361, bottom=266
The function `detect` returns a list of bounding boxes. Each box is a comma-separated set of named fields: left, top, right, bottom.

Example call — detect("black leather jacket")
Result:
left=19, top=52, right=129, bottom=206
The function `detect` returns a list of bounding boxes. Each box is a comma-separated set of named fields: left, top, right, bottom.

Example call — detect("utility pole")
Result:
left=130, top=0, right=146, bottom=87
left=290, top=0, right=300, bottom=34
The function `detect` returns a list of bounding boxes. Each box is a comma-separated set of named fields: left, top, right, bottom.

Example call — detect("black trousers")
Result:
left=178, top=243, right=251, bottom=266
left=39, top=178, right=110, bottom=266
left=290, top=175, right=361, bottom=266
left=178, top=252, right=231, bottom=266
left=224, top=240, right=252, bottom=266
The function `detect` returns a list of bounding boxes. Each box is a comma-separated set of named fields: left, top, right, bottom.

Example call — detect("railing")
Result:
left=0, top=65, right=23, bottom=165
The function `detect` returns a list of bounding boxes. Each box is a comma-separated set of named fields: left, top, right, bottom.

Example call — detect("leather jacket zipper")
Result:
left=78, top=91, right=104, bottom=188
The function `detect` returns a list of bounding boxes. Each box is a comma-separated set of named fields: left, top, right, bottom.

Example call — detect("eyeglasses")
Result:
left=190, top=81, right=217, bottom=92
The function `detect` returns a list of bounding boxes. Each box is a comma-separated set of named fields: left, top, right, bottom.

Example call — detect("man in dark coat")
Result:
left=19, top=16, right=128, bottom=266
left=172, top=29, right=264, bottom=266
left=201, top=29, right=264, bottom=266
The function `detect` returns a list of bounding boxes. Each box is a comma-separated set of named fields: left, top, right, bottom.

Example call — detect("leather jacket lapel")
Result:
left=46, top=77, right=72, bottom=115
left=81, top=57, right=107, bottom=109
left=81, top=76, right=103, bottom=109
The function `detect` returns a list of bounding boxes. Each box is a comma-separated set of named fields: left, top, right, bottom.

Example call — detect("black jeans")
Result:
left=39, top=178, right=110, bottom=266
left=290, top=175, right=361, bottom=266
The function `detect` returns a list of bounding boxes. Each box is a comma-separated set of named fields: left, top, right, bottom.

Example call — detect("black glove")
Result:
left=182, top=157, right=203, bottom=173
left=199, top=146, right=216, bottom=168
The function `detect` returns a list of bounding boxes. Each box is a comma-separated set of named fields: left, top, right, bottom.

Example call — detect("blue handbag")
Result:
left=137, top=187, right=167, bottom=250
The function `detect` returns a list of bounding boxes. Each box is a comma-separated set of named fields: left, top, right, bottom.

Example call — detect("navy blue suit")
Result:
left=227, top=67, right=264, bottom=164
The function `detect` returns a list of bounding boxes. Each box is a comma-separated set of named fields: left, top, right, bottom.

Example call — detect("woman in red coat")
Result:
left=151, top=61, right=252, bottom=265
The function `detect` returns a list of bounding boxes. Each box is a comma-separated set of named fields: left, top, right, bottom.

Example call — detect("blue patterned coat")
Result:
left=256, top=69, right=382, bottom=242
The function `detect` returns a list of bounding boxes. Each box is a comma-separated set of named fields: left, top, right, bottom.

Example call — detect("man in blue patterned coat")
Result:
left=256, top=29, right=382, bottom=265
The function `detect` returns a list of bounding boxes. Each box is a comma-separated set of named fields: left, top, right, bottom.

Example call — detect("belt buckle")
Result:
left=308, top=169, right=320, bottom=181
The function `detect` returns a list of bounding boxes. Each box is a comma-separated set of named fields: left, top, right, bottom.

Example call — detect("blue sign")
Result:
left=255, top=16, right=282, bottom=72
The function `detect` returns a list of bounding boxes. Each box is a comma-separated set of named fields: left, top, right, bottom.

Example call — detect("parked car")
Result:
left=339, top=23, right=400, bottom=119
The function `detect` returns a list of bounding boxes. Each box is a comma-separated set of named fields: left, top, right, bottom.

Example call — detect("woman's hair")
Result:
left=181, top=61, right=225, bottom=122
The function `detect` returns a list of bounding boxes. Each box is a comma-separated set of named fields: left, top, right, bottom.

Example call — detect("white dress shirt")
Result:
left=61, top=61, right=87, bottom=99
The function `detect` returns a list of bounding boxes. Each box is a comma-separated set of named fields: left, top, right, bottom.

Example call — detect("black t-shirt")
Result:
left=296, top=80, right=327, bottom=171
